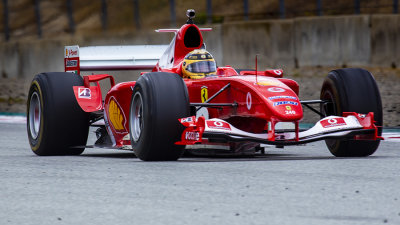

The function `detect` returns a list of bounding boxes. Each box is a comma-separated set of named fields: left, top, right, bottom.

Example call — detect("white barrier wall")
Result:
left=371, top=15, right=400, bottom=68
left=219, top=15, right=399, bottom=69
left=294, top=15, right=371, bottom=67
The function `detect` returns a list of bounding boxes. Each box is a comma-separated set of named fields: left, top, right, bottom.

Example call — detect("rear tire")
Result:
left=320, top=68, right=382, bottom=157
left=27, top=72, right=89, bottom=156
left=129, top=72, right=190, bottom=161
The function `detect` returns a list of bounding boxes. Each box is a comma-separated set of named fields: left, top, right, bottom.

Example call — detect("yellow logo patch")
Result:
left=109, top=98, right=125, bottom=131
left=257, top=81, right=280, bottom=86
left=201, top=86, right=208, bottom=103
left=285, top=106, right=292, bottom=110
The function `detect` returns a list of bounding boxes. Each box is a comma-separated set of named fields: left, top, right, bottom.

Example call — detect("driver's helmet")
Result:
left=182, top=49, right=216, bottom=79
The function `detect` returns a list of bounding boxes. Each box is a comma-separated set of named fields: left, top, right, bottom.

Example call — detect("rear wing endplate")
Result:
left=64, top=45, right=168, bottom=74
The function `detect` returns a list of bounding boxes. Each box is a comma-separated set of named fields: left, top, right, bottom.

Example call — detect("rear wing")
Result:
left=64, top=45, right=169, bottom=74
left=155, top=28, right=212, bottom=33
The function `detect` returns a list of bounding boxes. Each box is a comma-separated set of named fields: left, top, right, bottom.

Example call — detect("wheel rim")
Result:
left=130, top=92, right=144, bottom=142
left=29, top=92, right=41, bottom=139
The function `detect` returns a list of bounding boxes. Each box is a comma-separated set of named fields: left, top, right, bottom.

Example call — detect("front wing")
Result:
left=176, top=112, right=382, bottom=146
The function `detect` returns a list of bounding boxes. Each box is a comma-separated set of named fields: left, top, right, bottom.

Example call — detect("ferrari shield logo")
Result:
left=286, top=106, right=292, bottom=110
left=201, top=86, right=208, bottom=103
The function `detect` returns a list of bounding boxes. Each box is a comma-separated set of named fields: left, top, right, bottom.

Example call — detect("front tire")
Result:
left=320, top=68, right=383, bottom=157
left=27, top=72, right=89, bottom=156
left=129, top=72, right=190, bottom=161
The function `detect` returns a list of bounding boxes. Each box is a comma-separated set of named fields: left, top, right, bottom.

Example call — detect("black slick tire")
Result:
left=129, top=72, right=190, bottom=161
left=320, top=68, right=383, bottom=157
left=27, top=72, right=89, bottom=156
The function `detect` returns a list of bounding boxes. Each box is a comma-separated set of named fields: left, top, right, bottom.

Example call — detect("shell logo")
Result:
left=109, top=98, right=125, bottom=131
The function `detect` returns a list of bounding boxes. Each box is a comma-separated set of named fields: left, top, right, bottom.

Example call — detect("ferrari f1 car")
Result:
left=27, top=10, right=383, bottom=161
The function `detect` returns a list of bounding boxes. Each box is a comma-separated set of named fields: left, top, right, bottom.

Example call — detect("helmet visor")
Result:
left=186, top=61, right=216, bottom=73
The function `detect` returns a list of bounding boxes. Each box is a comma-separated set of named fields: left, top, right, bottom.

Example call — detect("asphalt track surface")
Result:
left=1, top=123, right=399, bottom=225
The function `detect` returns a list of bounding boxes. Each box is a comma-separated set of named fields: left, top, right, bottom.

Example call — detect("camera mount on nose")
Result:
left=186, top=9, right=195, bottom=24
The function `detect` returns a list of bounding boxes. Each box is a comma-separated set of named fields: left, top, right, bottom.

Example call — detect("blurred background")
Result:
left=0, top=0, right=399, bottom=126
left=0, top=0, right=399, bottom=40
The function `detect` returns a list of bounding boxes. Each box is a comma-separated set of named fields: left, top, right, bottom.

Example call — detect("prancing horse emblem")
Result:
left=201, top=86, right=208, bottom=103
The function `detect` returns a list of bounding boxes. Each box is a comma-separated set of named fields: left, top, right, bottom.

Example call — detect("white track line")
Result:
left=1, top=115, right=399, bottom=142
left=382, top=133, right=400, bottom=142
left=0, top=115, right=27, bottom=124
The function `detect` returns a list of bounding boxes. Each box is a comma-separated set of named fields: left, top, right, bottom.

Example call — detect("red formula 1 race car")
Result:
left=27, top=10, right=383, bottom=161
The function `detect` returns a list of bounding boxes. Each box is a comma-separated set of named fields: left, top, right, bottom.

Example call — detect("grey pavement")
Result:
left=0, top=123, right=399, bottom=225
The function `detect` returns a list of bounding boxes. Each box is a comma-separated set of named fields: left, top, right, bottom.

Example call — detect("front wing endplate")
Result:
left=176, top=112, right=381, bottom=146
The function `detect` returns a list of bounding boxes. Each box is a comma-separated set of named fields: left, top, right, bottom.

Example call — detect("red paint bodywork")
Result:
left=103, top=82, right=136, bottom=146
left=185, top=75, right=302, bottom=132
left=73, top=23, right=305, bottom=148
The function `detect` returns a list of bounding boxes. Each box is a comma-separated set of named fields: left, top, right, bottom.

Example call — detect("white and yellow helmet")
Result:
left=182, top=49, right=216, bottom=79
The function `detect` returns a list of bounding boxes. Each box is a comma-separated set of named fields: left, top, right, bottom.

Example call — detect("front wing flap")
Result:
left=176, top=112, right=382, bottom=146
